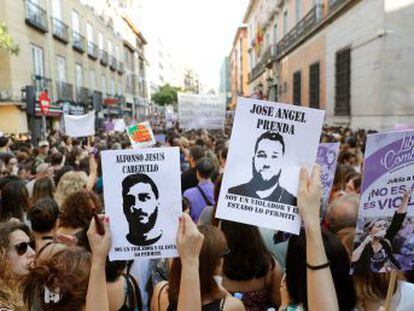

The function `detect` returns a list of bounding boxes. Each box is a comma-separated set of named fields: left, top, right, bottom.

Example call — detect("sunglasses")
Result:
left=14, top=241, right=36, bottom=256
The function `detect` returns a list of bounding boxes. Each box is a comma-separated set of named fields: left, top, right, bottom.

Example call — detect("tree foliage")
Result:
left=151, top=84, right=181, bottom=106
left=0, top=24, right=19, bottom=55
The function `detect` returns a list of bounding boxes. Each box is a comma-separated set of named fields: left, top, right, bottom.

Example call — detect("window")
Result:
left=89, top=70, right=95, bottom=90
left=98, top=32, right=104, bottom=49
left=56, top=56, right=66, bottom=82
left=295, top=0, right=302, bottom=23
left=115, top=46, right=119, bottom=60
left=52, top=0, right=62, bottom=19
left=274, top=24, right=278, bottom=45
left=108, top=41, right=112, bottom=56
left=101, top=75, right=107, bottom=95
left=31, top=44, right=44, bottom=77
left=72, top=10, right=80, bottom=32
left=110, top=78, right=115, bottom=95
left=293, top=70, right=301, bottom=105
left=87, top=23, right=93, bottom=42
left=75, top=64, right=83, bottom=89
left=309, top=62, right=320, bottom=109
left=283, top=11, right=288, bottom=35
left=335, top=48, right=351, bottom=116
left=118, top=81, right=122, bottom=95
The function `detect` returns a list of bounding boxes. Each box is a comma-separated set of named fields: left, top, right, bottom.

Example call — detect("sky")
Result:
left=136, top=0, right=250, bottom=91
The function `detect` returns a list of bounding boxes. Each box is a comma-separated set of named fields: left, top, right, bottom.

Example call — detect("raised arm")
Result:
left=176, top=214, right=204, bottom=311
left=86, top=215, right=111, bottom=311
left=298, top=165, right=339, bottom=311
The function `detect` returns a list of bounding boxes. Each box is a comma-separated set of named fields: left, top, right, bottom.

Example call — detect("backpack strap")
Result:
left=196, top=185, right=213, bottom=206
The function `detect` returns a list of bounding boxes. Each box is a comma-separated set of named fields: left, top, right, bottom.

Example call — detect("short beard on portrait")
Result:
left=251, top=163, right=281, bottom=191
left=126, top=205, right=159, bottom=236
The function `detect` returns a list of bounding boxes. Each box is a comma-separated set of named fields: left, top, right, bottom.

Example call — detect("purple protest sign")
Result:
left=316, top=142, right=340, bottom=215
left=351, top=130, right=414, bottom=274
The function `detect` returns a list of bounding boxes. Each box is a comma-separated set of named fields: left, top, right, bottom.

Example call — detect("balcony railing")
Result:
left=87, top=42, right=98, bottom=60
left=109, top=56, right=117, bottom=71
left=51, top=17, right=69, bottom=43
left=248, top=58, right=266, bottom=83
left=99, top=50, right=108, bottom=66
left=328, top=0, right=349, bottom=12
left=117, top=61, right=124, bottom=75
left=275, top=4, right=322, bottom=59
left=72, top=31, right=85, bottom=53
left=24, top=0, right=48, bottom=33
left=76, top=87, right=89, bottom=104
left=32, top=75, right=52, bottom=93
left=56, top=82, right=73, bottom=100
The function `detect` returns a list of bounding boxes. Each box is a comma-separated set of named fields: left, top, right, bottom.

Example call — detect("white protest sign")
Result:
left=216, top=98, right=325, bottom=234
left=101, top=147, right=182, bottom=260
left=351, top=130, right=414, bottom=274
left=126, top=121, right=156, bottom=149
left=114, top=119, right=126, bottom=132
left=63, top=110, right=95, bottom=137
left=178, top=93, right=225, bottom=129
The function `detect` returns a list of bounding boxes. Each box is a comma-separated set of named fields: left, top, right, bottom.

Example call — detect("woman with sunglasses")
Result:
left=0, top=221, right=35, bottom=310
left=151, top=223, right=245, bottom=311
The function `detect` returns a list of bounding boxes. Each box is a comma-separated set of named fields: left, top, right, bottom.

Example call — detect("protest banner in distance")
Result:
left=101, top=147, right=182, bottom=261
left=114, top=119, right=126, bottom=132
left=127, top=121, right=156, bottom=149
left=316, top=142, right=340, bottom=216
left=63, top=110, right=95, bottom=137
left=216, top=98, right=325, bottom=234
left=351, top=130, right=414, bottom=274
left=178, top=93, right=225, bottom=129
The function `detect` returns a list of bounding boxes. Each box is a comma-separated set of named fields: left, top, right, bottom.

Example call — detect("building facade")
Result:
left=219, top=57, right=231, bottom=107
left=241, top=0, right=414, bottom=129
left=183, top=68, right=201, bottom=94
left=229, top=25, right=249, bottom=109
left=0, top=0, right=148, bottom=138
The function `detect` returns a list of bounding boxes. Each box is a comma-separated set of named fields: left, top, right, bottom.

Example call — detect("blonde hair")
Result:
left=54, top=171, right=88, bottom=208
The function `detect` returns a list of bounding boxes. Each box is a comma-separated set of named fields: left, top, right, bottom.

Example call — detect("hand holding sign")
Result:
left=297, top=165, right=322, bottom=229
left=87, top=215, right=111, bottom=261
left=176, top=213, right=204, bottom=264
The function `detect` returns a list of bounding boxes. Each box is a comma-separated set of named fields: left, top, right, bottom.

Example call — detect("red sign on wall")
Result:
left=38, top=90, right=51, bottom=115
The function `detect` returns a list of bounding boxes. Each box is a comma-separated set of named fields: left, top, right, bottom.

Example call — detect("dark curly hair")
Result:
left=58, top=191, right=102, bottom=229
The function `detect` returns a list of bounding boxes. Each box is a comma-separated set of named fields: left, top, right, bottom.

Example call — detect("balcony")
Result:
left=76, top=87, right=89, bottom=104
left=72, top=31, right=85, bottom=53
left=56, top=82, right=73, bottom=100
left=32, top=75, right=52, bottom=93
left=275, top=4, right=323, bottom=60
left=51, top=17, right=69, bottom=43
left=99, top=50, right=108, bottom=66
left=24, top=0, right=48, bottom=33
left=262, top=44, right=279, bottom=67
left=328, top=0, right=349, bottom=12
left=109, top=56, right=117, bottom=71
left=87, top=42, right=98, bottom=60
left=117, top=61, right=124, bottom=75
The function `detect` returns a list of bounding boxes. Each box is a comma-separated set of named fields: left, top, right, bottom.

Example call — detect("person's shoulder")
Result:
left=280, top=186, right=297, bottom=205
left=183, top=187, right=197, bottom=197
left=223, top=295, right=246, bottom=311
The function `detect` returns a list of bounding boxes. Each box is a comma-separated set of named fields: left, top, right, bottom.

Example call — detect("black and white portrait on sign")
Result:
left=122, top=173, right=162, bottom=246
left=101, top=147, right=182, bottom=261
left=228, top=131, right=296, bottom=206
left=216, top=98, right=325, bottom=235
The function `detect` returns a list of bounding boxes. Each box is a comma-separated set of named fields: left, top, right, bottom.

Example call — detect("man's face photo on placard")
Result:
left=252, top=134, right=284, bottom=188
left=228, top=131, right=297, bottom=205
left=122, top=173, right=162, bottom=246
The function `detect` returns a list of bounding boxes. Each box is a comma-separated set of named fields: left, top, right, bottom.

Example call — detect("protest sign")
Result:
left=316, top=142, right=340, bottom=215
left=216, top=98, right=325, bottom=234
left=63, top=110, right=95, bottom=137
left=351, top=130, right=414, bottom=274
left=127, top=121, right=156, bottom=149
left=114, top=119, right=126, bottom=132
left=101, top=147, right=182, bottom=261
left=178, top=93, right=225, bottom=129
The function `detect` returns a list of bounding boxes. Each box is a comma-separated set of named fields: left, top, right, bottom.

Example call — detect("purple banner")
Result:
left=316, top=142, right=340, bottom=210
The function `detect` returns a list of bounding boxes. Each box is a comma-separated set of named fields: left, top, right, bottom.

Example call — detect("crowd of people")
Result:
left=0, top=122, right=413, bottom=311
